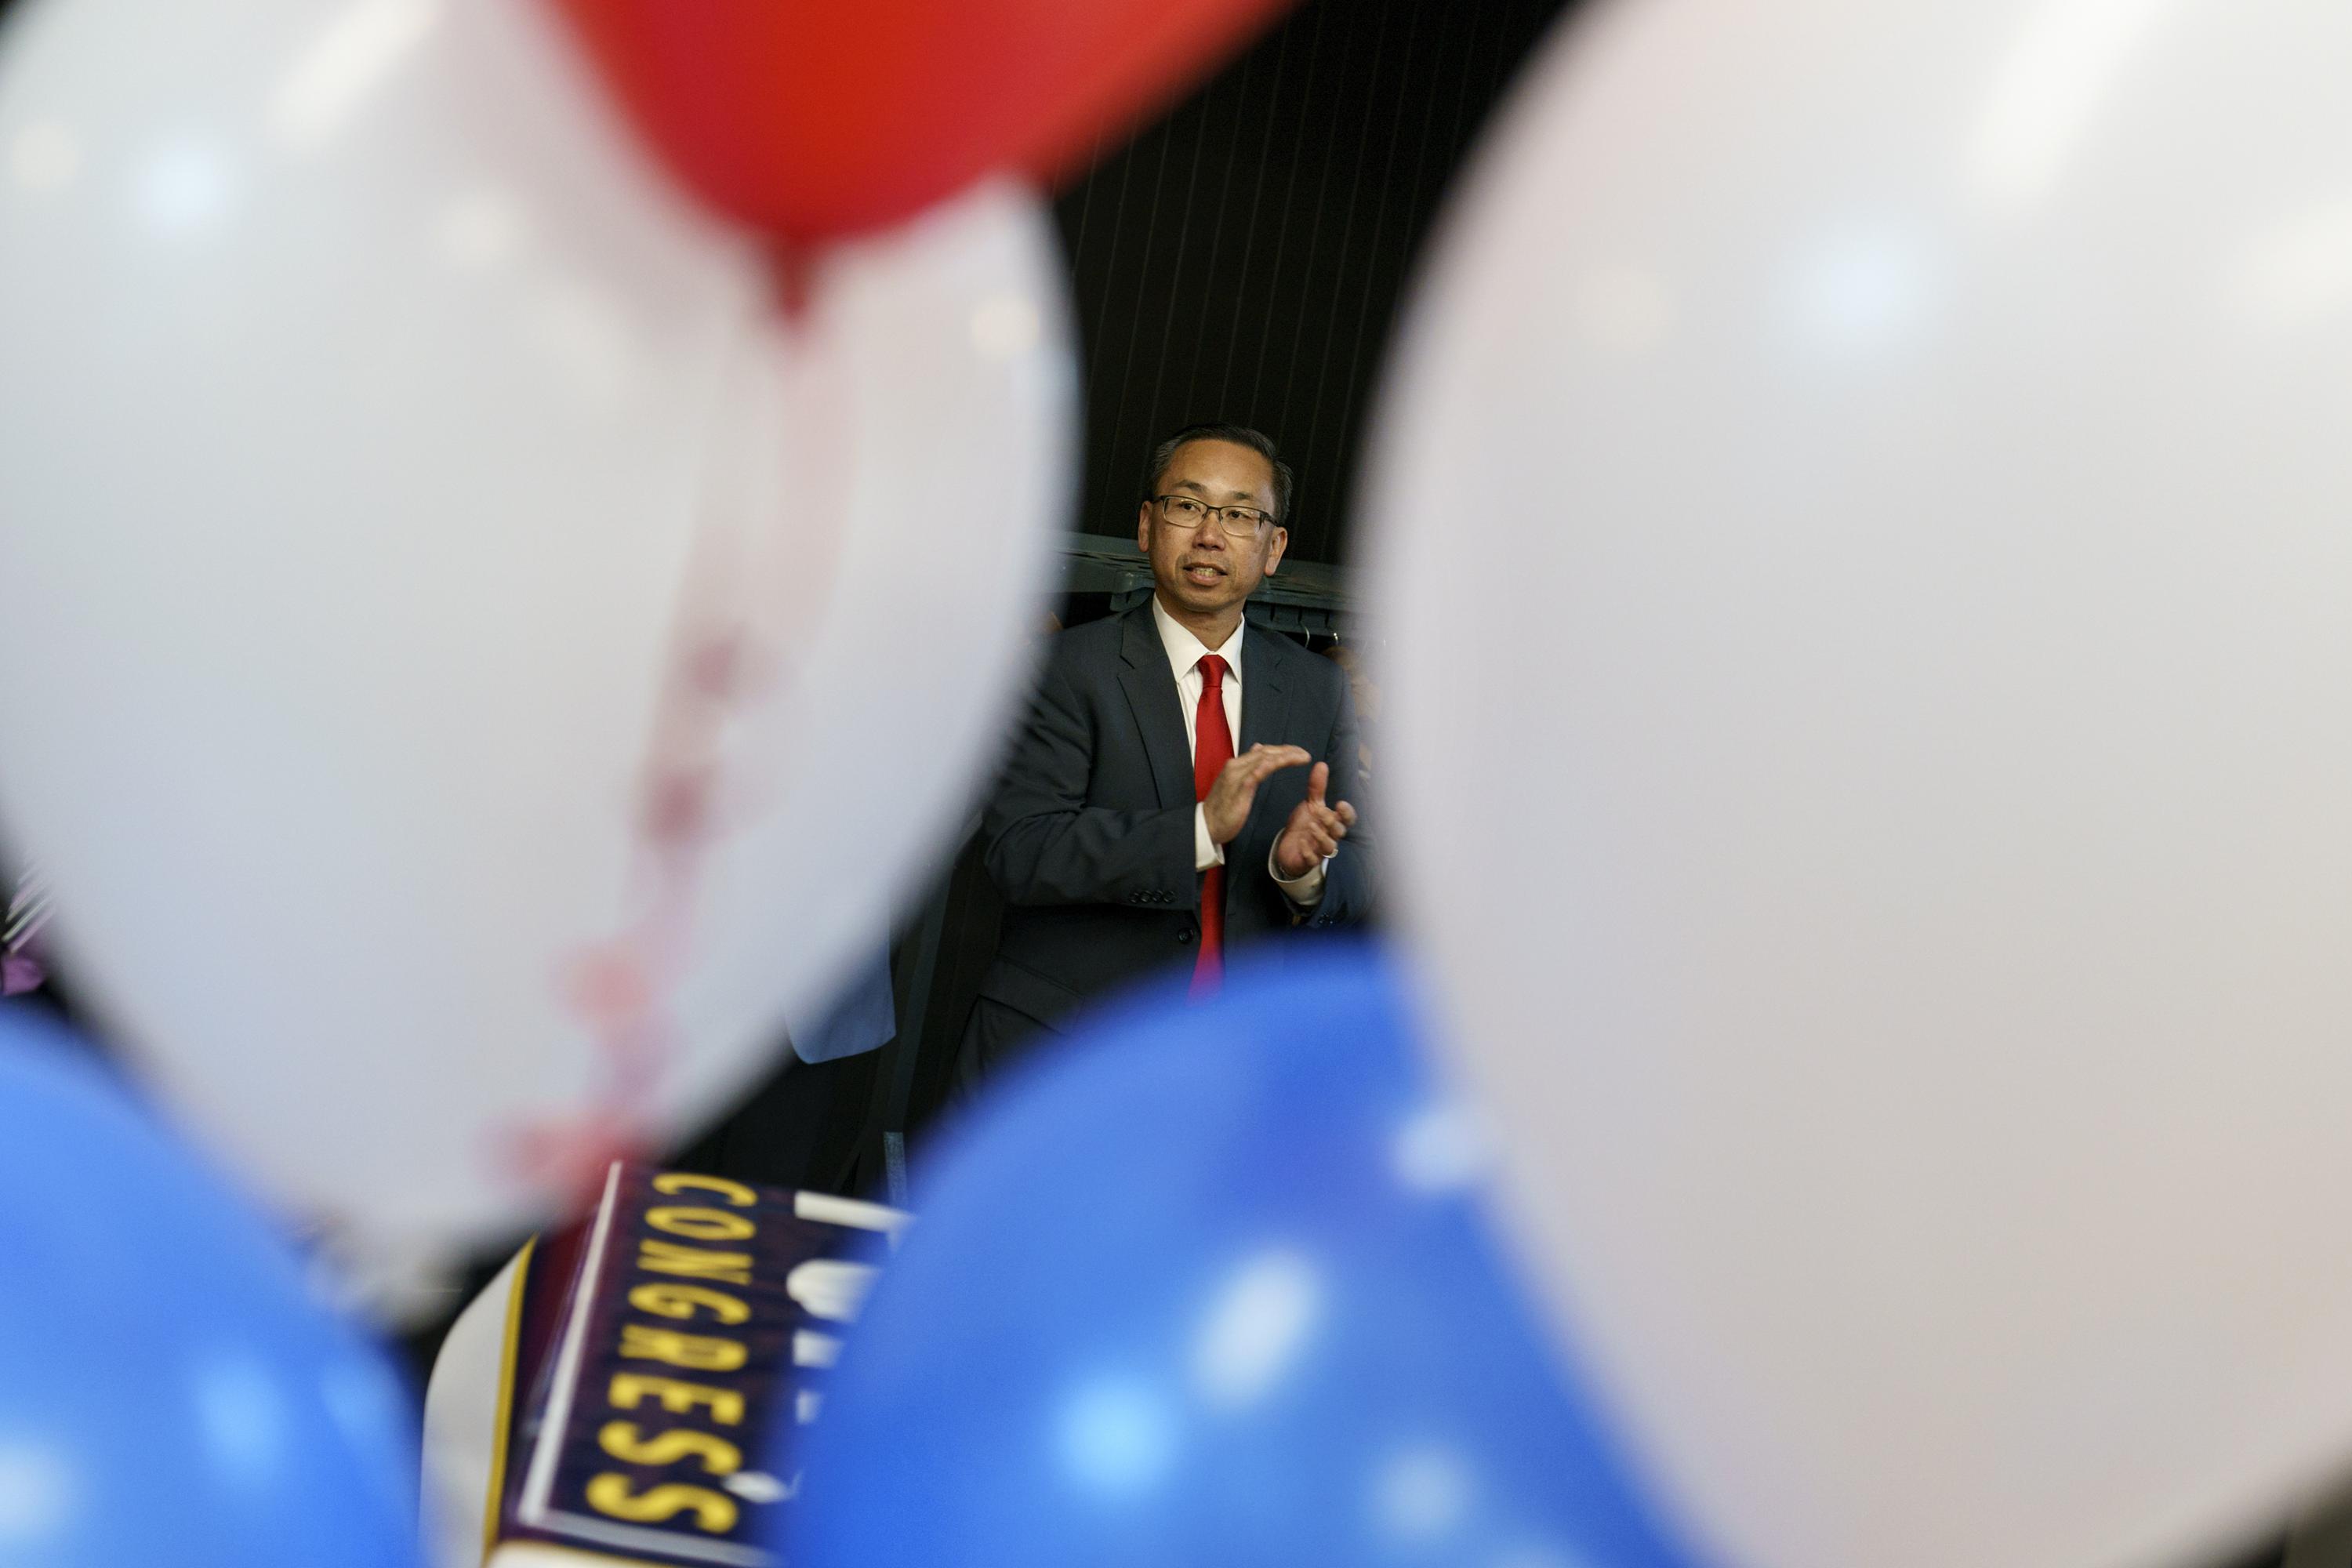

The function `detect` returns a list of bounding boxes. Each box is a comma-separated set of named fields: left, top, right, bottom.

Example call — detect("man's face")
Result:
left=1136, top=439, right=1289, bottom=622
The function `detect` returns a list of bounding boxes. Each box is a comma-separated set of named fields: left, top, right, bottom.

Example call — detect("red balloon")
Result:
left=547, top=0, right=1296, bottom=245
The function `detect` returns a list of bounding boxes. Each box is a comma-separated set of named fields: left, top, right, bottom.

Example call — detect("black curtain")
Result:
left=1054, top=0, right=1573, bottom=564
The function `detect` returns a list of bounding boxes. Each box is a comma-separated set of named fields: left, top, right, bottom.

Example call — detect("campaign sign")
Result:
left=488, top=1162, right=908, bottom=1566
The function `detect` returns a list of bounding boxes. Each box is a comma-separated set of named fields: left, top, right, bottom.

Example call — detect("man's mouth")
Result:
left=1182, top=561, right=1227, bottom=583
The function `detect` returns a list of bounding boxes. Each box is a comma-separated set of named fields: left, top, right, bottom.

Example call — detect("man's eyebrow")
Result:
left=1167, top=478, right=1266, bottom=504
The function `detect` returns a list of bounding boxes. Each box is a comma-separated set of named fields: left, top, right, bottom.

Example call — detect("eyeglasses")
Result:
left=1153, top=494, right=1278, bottom=540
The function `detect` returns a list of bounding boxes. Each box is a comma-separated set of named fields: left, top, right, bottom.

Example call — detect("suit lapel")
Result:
left=1237, top=620, right=1290, bottom=757
left=1116, top=606, right=1196, bottom=808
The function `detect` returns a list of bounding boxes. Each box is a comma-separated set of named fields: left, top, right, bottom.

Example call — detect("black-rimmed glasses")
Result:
left=1153, top=494, right=1277, bottom=539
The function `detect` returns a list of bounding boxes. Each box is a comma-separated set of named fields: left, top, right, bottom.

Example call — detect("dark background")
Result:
left=1055, top=0, right=1570, bottom=561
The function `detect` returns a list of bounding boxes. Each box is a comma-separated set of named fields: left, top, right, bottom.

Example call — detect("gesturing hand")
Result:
left=1274, top=761, right=1356, bottom=879
left=1203, top=744, right=1312, bottom=845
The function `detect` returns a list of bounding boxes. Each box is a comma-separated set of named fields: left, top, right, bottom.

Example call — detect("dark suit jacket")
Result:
left=970, top=604, right=1374, bottom=1043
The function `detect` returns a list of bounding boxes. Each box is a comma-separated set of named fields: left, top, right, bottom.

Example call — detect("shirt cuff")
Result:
left=1270, top=841, right=1327, bottom=906
left=1194, top=804, right=1225, bottom=873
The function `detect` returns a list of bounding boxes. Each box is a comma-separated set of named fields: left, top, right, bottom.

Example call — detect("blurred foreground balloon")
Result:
left=550, top=0, right=1295, bottom=242
left=0, top=0, right=1071, bottom=1250
left=0, top=1005, right=418, bottom=1568
left=786, top=947, right=1693, bottom=1568
left=1369, top=5, right=2352, bottom=1568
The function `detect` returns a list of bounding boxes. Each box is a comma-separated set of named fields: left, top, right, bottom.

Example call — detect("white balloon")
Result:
left=0, top=0, right=1071, bottom=1249
left=1368, top=4, right=2352, bottom=1568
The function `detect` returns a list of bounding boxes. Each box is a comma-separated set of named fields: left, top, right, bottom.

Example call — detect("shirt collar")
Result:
left=1149, top=595, right=1245, bottom=684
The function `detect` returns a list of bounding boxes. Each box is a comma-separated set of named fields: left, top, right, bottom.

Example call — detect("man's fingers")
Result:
left=1305, top=760, right=1328, bottom=808
left=1299, top=798, right=1348, bottom=834
left=1215, top=745, right=1319, bottom=848
left=1281, top=801, right=1343, bottom=861
left=1251, top=747, right=1312, bottom=789
left=1233, top=746, right=1309, bottom=788
left=1283, top=826, right=1336, bottom=865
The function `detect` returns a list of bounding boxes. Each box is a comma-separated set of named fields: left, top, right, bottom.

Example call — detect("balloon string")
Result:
left=507, top=257, right=853, bottom=1215
left=507, top=604, right=741, bottom=1209
left=772, top=242, right=816, bottom=322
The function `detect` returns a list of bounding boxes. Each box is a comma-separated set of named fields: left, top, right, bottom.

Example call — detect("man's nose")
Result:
left=1192, top=519, right=1229, bottom=551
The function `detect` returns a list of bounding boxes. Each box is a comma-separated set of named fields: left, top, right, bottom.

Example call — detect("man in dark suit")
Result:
left=956, top=424, right=1373, bottom=1086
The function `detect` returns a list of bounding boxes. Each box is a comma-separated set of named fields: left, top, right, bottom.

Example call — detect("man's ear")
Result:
left=1137, top=503, right=1154, bottom=553
left=1261, top=526, right=1290, bottom=578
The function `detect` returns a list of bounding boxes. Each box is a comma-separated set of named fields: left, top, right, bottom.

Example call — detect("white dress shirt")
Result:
left=1149, top=597, right=1327, bottom=906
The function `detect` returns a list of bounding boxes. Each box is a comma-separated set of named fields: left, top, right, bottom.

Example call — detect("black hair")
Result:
left=1140, top=423, right=1294, bottom=524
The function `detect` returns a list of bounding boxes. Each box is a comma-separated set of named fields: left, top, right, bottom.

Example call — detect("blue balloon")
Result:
left=0, top=1005, right=418, bottom=1568
left=786, top=945, right=1700, bottom=1568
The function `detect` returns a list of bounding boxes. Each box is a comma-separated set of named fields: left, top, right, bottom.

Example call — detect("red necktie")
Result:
left=1192, top=653, right=1234, bottom=993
